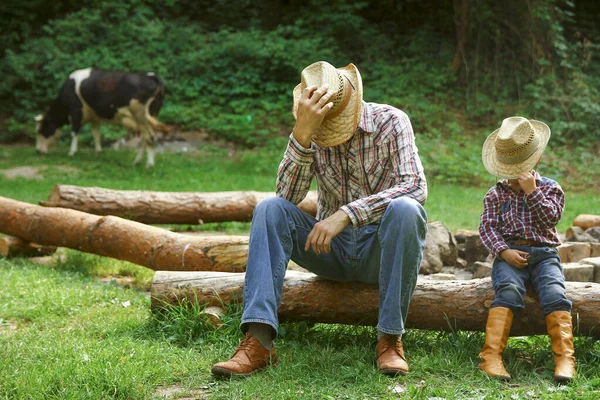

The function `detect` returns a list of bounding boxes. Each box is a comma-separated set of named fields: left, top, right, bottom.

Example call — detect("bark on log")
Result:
left=0, top=236, right=57, bottom=258
left=151, top=270, right=600, bottom=338
left=573, top=214, right=600, bottom=231
left=0, top=196, right=248, bottom=272
left=41, top=185, right=318, bottom=224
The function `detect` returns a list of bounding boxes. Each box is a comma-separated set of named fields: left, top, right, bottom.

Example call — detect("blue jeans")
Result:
left=490, top=245, right=572, bottom=316
left=241, top=197, right=428, bottom=337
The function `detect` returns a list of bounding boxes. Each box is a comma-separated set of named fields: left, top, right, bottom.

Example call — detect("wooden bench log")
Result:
left=151, top=270, right=600, bottom=338
left=0, top=236, right=57, bottom=258
left=41, top=185, right=318, bottom=224
left=0, top=196, right=248, bottom=272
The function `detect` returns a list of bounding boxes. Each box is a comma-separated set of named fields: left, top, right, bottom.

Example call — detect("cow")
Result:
left=35, top=68, right=169, bottom=168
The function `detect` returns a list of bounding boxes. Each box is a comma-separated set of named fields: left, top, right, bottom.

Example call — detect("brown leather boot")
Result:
left=376, top=335, right=408, bottom=376
left=478, top=307, right=513, bottom=381
left=211, top=332, right=278, bottom=377
left=546, top=310, right=576, bottom=382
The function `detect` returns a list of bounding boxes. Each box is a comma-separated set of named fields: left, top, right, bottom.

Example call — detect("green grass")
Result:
left=1, top=257, right=600, bottom=399
left=1, top=143, right=600, bottom=399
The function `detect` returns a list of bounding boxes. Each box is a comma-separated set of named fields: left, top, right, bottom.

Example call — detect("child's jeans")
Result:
left=490, top=245, right=572, bottom=315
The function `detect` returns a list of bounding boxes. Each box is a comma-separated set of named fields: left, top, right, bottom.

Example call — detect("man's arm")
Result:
left=341, top=114, right=427, bottom=227
left=276, top=135, right=316, bottom=205
left=276, top=85, right=334, bottom=204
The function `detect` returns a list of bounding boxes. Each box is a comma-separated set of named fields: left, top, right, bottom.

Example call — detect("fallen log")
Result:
left=0, top=196, right=248, bottom=272
left=573, top=214, right=600, bottom=231
left=151, top=270, right=600, bottom=338
left=41, top=185, right=318, bottom=224
left=0, top=236, right=57, bottom=258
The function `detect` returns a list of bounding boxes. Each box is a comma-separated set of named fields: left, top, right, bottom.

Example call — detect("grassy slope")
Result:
left=1, top=144, right=600, bottom=399
left=1, top=144, right=598, bottom=234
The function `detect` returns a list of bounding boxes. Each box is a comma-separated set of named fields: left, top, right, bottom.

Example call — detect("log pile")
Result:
left=0, top=196, right=248, bottom=272
left=151, top=270, right=600, bottom=337
left=41, top=185, right=318, bottom=224
left=0, top=236, right=57, bottom=258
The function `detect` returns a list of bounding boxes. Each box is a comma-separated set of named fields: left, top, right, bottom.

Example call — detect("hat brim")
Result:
left=482, top=120, right=551, bottom=179
left=292, top=63, right=363, bottom=147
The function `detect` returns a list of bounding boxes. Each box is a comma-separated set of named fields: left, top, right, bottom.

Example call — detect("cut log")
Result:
left=0, top=236, right=57, bottom=258
left=41, top=185, right=318, bottom=224
left=573, top=214, right=600, bottom=231
left=0, top=196, right=248, bottom=272
left=151, top=270, right=600, bottom=338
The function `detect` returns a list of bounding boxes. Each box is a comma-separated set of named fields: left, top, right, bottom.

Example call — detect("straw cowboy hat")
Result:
left=292, top=61, right=363, bottom=147
left=482, top=116, right=551, bottom=179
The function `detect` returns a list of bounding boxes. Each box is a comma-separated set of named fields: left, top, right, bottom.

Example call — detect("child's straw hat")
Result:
left=482, top=116, right=551, bottom=179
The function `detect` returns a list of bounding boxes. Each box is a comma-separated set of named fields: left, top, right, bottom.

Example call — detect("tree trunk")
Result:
left=151, top=270, right=600, bottom=338
left=451, top=0, right=469, bottom=74
left=41, top=185, right=318, bottom=224
left=0, top=236, right=57, bottom=258
left=0, top=196, right=249, bottom=272
left=573, top=214, right=600, bottom=231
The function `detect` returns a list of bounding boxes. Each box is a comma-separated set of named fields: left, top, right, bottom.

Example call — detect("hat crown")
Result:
left=495, top=117, right=539, bottom=164
left=300, top=61, right=351, bottom=120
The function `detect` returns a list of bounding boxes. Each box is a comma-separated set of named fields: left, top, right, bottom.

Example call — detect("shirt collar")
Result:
left=357, top=101, right=375, bottom=134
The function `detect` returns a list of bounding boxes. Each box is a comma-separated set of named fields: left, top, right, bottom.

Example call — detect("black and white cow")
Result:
left=35, top=68, right=168, bottom=168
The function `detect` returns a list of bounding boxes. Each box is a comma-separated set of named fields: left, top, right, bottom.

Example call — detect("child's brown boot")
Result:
left=478, top=307, right=513, bottom=381
left=546, top=310, right=576, bottom=382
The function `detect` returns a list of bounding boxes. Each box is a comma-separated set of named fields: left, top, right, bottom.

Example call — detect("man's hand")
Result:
left=499, top=249, right=530, bottom=268
left=518, top=171, right=536, bottom=195
left=305, top=210, right=351, bottom=254
left=293, top=85, right=334, bottom=148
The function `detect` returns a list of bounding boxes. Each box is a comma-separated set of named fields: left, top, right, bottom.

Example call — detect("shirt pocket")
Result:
left=363, top=144, right=392, bottom=193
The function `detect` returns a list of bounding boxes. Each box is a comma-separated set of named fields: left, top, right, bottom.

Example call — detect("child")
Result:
left=478, top=116, right=575, bottom=382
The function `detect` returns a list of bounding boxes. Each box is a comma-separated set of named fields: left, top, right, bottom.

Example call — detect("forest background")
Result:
left=1, top=0, right=599, bottom=190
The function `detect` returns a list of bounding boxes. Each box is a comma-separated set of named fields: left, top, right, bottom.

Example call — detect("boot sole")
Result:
left=211, top=366, right=261, bottom=377
left=379, top=368, right=408, bottom=377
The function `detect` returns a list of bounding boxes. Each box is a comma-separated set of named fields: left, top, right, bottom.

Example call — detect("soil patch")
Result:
left=0, top=165, right=79, bottom=180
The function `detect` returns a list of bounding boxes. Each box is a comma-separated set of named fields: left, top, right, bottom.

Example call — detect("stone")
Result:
left=579, top=257, right=600, bottom=284
left=419, top=221, right=458, bottom=274
left=454, top=257, right=468, bottom=269
left=562, top=263, right=594, bottom=282
left=558, top=242, right=591, bottom=263
left=430, top=273, right=456, bottom=281
left=455, top=229, right=489, bottom=268
left=472, top=261, right=493, bottom=279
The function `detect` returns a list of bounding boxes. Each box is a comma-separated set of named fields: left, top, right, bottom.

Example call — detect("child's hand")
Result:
left=518, top=171, right=536, bottom=195
left=499, top=249, right=530, bottom=268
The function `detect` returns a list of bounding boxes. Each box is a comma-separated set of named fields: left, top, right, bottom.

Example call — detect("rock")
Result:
left=455, top=229, right=489, bottom=268
left=472, top=261, right=493, bottom=279
left=591, top=243, right=600, bottom=258
left=430, top=273, right=456, bottom=281
left=454, top=257, right=468, bottom=269
left=586, top=227, right=600, bottom=241
left=455, top=270, right=474, bottom=280
left=579, top=257, right=600, bottom=284
left=419, top=222, right=458, bottom=274
left=558, top=242, right=591, bottom=263
left=562, top=263, right=595, bottom=282
left=565, top=226, right=584, bottom=239
left=566, top=232, right=600, bottom=243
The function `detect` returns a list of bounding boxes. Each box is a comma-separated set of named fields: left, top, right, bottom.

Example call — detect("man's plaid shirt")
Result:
left=479, top=171, right=564, bottom=257
left=276, top=101, right=427, bottom=227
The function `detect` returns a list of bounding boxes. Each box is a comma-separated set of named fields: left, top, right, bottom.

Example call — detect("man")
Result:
left=212, top=61, right=428, bottom=377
